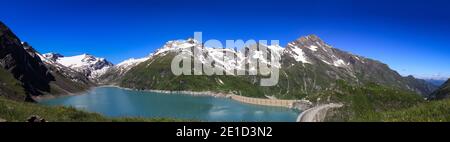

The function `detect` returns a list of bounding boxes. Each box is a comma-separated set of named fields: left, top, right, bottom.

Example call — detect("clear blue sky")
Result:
left=1, top=0, right=449, bottom=79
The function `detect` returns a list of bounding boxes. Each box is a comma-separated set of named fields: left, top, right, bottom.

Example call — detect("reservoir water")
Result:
left=39, top=87, right=300, bottom=122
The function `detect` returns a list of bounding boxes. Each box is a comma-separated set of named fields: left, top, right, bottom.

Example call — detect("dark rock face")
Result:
left=0, top=22, right=55, bottom=100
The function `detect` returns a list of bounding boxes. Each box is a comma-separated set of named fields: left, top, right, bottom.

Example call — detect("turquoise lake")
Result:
left=39, top=87, right=300, bottom=122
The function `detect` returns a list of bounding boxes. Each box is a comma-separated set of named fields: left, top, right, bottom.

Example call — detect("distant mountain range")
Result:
left=430, top=79, right=450, bottom=99
left=423, top=79, right=447, bottom=86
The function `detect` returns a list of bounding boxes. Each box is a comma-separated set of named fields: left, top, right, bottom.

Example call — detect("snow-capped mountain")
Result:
left=145, top=36, right=361, bottom=75
left=42, top=53, right=114, bottom=80
left=32, top=51, right=91, bottom=85
left=34, top=54, right=92, bottom=86
left=108, top=35, right=437, bottom=98
left=133, top=36, right=356, bottom=76
left=115, top=56, right=150, bottom=75
left=152, top=35, right=356, bottom=77
left=148, top=38, right=285, bottom=74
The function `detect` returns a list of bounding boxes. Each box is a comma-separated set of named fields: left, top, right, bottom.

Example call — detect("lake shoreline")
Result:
left=32, top=86, right=97, bottom=102
left=102, top=85, right=313, bottom=111
left=38, top=85, right=314, bottom=122
left=40, top=86, right=303, bottom=122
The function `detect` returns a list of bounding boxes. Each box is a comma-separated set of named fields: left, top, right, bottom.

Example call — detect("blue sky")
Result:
left=1, top=0, right=449, bottom=79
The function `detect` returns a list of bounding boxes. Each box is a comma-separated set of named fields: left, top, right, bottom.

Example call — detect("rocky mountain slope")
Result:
left=430, top=78, right=450, bottom=99
left=0, top=21, right=93, bottom=101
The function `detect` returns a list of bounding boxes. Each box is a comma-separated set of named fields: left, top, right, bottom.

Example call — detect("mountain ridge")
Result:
left=430, top=78, right=450, bottom=99
left=102, top=35, right=437, bottom=99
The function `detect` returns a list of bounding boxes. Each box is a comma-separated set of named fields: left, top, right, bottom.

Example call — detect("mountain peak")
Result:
left=296, top=34, right=322, bottom=43
left=154, top=39, right=200, bottom=55
left=288, top=34, right=331, bottom=49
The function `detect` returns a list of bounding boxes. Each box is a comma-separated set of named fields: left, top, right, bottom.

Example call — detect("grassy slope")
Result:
left=381, top=99, right=450, bottom=122
left=0, top=68, right=27, bottom=101
left=0, top=96, right=181, bottom=122
left=380, top=79, right=450, bottom=122
left=322, top=81, right=450, bottom=122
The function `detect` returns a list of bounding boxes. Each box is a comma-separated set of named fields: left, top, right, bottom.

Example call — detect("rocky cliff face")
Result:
left=0, top=22, right=55, bottom=101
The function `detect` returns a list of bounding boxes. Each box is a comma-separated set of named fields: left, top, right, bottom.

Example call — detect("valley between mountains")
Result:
left=1, top=21, right=450, bottom=122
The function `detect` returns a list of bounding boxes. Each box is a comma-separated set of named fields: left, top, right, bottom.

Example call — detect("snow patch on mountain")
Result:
left=321, top=59, right=331, bottom=65
left=40, top=52, right=63, bottom=61
left=268, top=44, right=285, bottom=55
left=117, top=57, right=149, bottom=67
left=116, top=56, right=150, bottom=74
left=287, top=43, right=310, bottom=64
left=155, top=39, right=198, bottom=56
left=333, top=59, right=347, bottom=67
left=291, top=48, right=309, bottom=63
left=308, top=45, right=318, bottom=51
